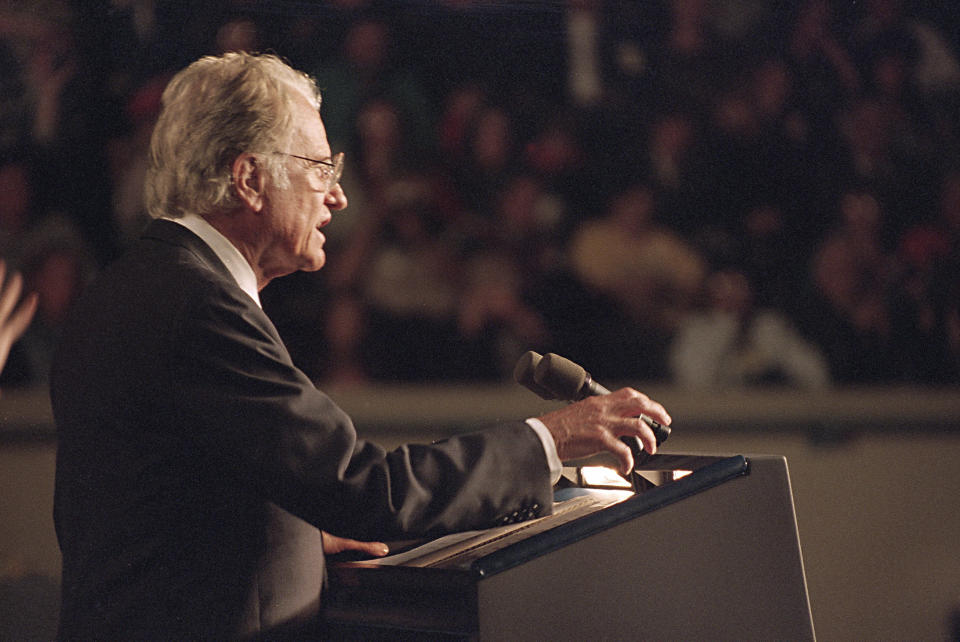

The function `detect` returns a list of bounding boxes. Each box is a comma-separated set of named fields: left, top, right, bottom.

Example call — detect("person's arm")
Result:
left=0, top=260, right=38, bottom=376
left=169, top=282, right=554, bottom=542
left=168, top=271, right=671, bottom=542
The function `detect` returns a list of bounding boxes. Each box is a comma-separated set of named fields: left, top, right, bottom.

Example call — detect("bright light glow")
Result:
left=580, top=466, right=632, bottom=489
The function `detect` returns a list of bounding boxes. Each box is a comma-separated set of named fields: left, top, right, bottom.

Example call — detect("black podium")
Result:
left=323, top=454, right=815, bottom=640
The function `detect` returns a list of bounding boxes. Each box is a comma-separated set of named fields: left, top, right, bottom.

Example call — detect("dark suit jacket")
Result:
left=51, top=219, right=553, bottom=640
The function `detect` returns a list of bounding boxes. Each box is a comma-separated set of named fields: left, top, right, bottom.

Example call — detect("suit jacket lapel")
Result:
left=141, top=218, right=290, bottom=353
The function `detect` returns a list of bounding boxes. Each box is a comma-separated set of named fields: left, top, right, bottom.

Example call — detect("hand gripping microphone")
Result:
left=513, top=351, right=671, bottom=447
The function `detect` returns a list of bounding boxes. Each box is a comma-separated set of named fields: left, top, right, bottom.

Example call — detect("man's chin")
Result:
left=300, top=252, right=326, bottom=272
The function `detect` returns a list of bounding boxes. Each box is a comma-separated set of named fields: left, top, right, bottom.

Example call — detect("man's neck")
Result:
left=201, top=209, right=270, bottom=291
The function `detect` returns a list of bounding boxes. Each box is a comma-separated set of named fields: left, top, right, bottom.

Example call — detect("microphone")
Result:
left=534, top=351, right=611, bottom=401
left=512, top=350, right=559, bottom=400
left=513, top=351, right=671, bottom=447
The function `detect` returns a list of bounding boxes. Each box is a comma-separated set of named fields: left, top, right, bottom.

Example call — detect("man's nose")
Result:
left=326, top=184, right=348, bottom=210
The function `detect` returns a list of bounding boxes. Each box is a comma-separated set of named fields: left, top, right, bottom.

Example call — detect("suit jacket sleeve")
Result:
left=167, top=275, right=553, bottom=541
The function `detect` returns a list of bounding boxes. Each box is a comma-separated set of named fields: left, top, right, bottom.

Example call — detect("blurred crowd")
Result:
left=1, top=0, right=959, bottom=390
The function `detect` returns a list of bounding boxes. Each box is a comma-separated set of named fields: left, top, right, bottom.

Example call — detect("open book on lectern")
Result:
left=332, top=452, right=737, bottom=572
left=352, top=488, right=632, bottom=570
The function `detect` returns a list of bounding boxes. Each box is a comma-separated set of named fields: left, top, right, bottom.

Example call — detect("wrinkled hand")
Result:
left=537, top=388, right=671, bottom=475
left=321, top=531, right=389, bottom=558
left=0, top=260, right=38, bottom=375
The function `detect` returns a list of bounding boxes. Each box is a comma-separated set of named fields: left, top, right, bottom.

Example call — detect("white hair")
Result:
left=144, top=52, right=321, bottom=219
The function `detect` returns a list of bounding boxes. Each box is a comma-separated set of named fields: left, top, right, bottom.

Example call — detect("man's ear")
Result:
left=232, top=153, right=265, bottom=212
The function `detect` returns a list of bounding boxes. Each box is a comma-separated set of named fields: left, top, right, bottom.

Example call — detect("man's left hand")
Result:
left=321, top=531, right=389, bottom=557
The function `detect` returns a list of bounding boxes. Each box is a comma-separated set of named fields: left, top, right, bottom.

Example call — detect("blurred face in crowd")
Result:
left=0, top=163, right=31, bottom=233
left=610, top=186, right=656, bottom=233
left=255, top=91, right=347, bottom=280
left=840, top=191, right=881, bottom=233
left=941, top=172, right=960, bottom=230
left=31, top=249, right=82, bottom=325
left=707, top=270, right=753, bottom=316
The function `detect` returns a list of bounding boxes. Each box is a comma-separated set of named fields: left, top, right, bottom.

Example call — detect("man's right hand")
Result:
left=536, top=388, right=671, bottom=476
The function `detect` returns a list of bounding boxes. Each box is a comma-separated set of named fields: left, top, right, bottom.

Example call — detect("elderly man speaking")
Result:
left=50, top=52, right=670, bottom=640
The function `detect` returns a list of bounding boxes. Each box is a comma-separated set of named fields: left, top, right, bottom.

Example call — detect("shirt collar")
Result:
left=164, top=213, right=262, bottom=308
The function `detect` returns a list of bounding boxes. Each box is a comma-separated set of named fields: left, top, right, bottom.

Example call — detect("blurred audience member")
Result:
left=806, top=188, right=898, bottom=382
left=320, top=290, right=367, bottom=386
left=363, top=189, right=465, bottom=381
left=328, top=178, right=465, bottom=382
left=352, top=98, right=416, bottom=189
left=670, top=268, right=830, bottom=390
left=850, top=0, right=960, bottom=95
left=835, top=94, right=938, bottom=240
left=437, top=82, right=487, bottom=161
left=107, top=75, right=167, bottom=246
left=646, top=109, right=700, bottom=197
left=456, top=174, right=562, bottom=378
left=890, top=169, right=960, bottom=382
left=311, top=16, right=434, bottom=153
left=569, top=184, right=705, bottom=333
left=457, top=250, right=549, bottom=380
left=214, top=15, right=261, bottom=55
left=648, top=0, right=725, bottom=111
left=787, top=0, right=860, bottom=119
left=99, top=0, right=161, bottom=89
left=455, top=104, right=520, bottom=218
left=568, top=184, right=706, bottom=378
left=0, top=158, right=36, bottom=257
left=23, top=18, right=78, bottom=149
left=690, top=57, right=809, bottom=248
left=0, top=218, right=94, bottom=386
left=563, top=0, right=604, bottom=109
left=739, top=202, right=809, bottom=315
left=1, top=3, right=120, bottom=262
left=523, top=111, right=593, bottom=218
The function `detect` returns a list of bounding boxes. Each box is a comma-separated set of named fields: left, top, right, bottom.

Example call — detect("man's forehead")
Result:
left=290, top=91, right=330, bottom=154
left=282, top=77, right=320, bottom=110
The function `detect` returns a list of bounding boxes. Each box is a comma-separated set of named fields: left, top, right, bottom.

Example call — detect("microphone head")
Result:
left=534, top=353, right=588, bottom=401
left=513, top=351, right=557, bottom=400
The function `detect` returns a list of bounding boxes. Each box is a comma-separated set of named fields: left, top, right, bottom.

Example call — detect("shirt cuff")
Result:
left=525, top=417, right=562, bottom=485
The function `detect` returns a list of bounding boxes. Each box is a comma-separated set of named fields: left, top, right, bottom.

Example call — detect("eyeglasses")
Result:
left=274, top=151, right=344, bottom=194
